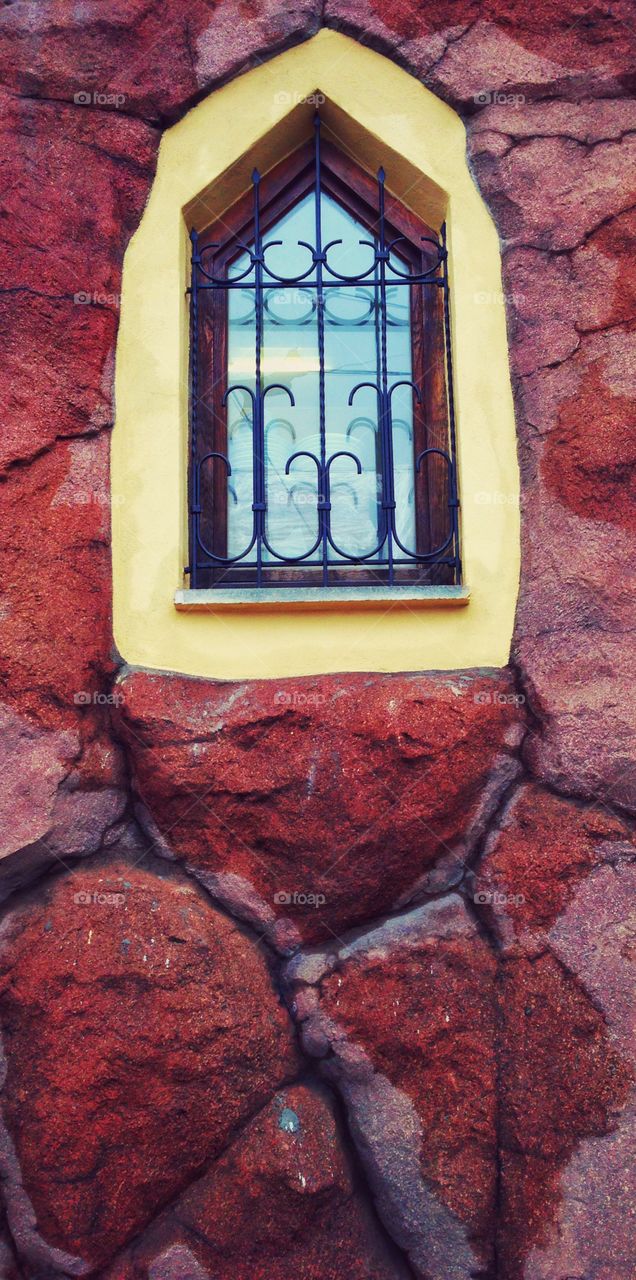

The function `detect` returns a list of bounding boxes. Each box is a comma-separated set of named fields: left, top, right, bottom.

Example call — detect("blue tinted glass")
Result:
left=226, top=191, right=415, bottom=562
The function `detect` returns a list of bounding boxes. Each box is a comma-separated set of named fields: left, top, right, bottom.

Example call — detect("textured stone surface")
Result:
left=0, top=1215, right=21, bottom=1280
left=0, top=435, right=116, bottom=724
left=117, top=669, right=523, bottom=949
left=0, top=95, right=157, bottom=303
left=0, top=294, right=117, bottom=475
left=325, top=1, right=636, bottom=104
left=285, top=897, right=498, bottom=1280
left=467, top=96, right=636, bottom=812
left=0, top=91, right=157, bottom=914
left=0, top=0, right=322, bottom=122
left=475, top=785, right=636, bottom=1278
left=0, top=859, right=299, bottom=1273
left=470, top=106, right=636, bottom=252
left=0, top=700, right=126, bottom=900
left=472, top=782, right=636, bottom=947
left=498, top=943, right=634, bottom=1280
left=514, top=333, right=636, bottom=812
left=102, top=1083, right=409, bottom=1280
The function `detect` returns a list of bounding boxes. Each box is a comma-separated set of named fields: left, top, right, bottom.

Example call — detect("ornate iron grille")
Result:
left=187, top=116, right=461, bottom=590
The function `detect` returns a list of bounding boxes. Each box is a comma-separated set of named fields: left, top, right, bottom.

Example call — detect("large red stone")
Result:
left=0, top=0, right=321, bottom=122
left=472, top=782, right=636, bottom=947
left=528, top=329, right=636, bottom=530
left=0, top=95, right=156, bottom=304
left=0, top=701, right=126, bottom=902
left=102, top=1083, right=409, bottom=1280
left=285, top=895, right=498, bottom=1280
left=0, top=435, right=115, bottom=724
left=117, top=669, right=524, bottom=948
left=0, top=295, right=117, bottom=474
left=497, top=947, right=633, bottom=1280
left=470, top=108, right=636, bottom=251
left=513, top=359, right=636, bottom=815
left=0, top=858, right=299, bottom=1273
left=475, top=785, right=636, bottom=1278
left=325, top=1, right=635, bottom=103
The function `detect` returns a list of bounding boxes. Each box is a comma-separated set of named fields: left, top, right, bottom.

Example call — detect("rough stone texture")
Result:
left=285, top=897, right=498, bottom=1280
left=472, top=781, right=636, bottom=947
left=474, top=784, right=636, bottom=1279
left=0, top=859, right=299, bottom=1273
left=0, top=293, right=116, bottom=475
left=102, top=1083, right=409, bottom=1280
left=325, top=1, right=636, bottom=104
left=0, top=90, right=157, bottom=918
left=117, top=668, right=523, bottom=949
left=1, top=2, right=635, bottom=1277
left=0, top=1, right=322, bottom=123
left=0, top=700, right=126, bottom=901
left=0, top=1215, right=22, bottom=1280
left=0, top=434, right=117, bottom=723
left=498, top=946, right=634, bottom=1280
left=468, top=96, right=636, bottom=812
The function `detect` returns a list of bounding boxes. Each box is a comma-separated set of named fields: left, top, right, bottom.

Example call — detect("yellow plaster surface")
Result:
left=112, top=30, right=520, bottom=680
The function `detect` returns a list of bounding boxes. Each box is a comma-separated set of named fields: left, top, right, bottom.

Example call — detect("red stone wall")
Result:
left=0, top=3, right=634, bottom=1277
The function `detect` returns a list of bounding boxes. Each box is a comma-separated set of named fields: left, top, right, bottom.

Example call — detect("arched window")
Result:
left=188, top=116, right=460, bottom=591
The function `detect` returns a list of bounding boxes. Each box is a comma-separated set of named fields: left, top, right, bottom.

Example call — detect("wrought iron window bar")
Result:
left=187, top=115, right=461, bottom=590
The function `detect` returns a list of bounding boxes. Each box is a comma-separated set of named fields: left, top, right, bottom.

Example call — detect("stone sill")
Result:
left=174, top=585, right=471, bottom=613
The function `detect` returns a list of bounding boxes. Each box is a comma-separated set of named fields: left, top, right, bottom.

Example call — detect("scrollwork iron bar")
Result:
left=186, top=114, right=462, bottom=588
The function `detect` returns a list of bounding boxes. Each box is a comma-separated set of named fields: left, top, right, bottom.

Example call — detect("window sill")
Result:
left=174, top=585, right=470, bottom=613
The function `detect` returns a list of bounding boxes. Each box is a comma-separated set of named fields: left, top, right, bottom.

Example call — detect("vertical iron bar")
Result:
left=314, top=114, right=329, bottom=586
left=372, top=269, right=385, bottom=556
left=440, top=221, right=462, bottom=583
left=252, top=170, right=265, bottom=588
left=189, top=227, right=200, bottom=588
left=377, top=168, right=395, bottom=585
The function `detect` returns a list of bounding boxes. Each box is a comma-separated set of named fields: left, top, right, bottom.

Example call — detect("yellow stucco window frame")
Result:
left=112, top=30, right=520, bottom=681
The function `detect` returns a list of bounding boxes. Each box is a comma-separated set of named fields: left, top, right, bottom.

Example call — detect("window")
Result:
left=187, top=115, right=460, bottom=591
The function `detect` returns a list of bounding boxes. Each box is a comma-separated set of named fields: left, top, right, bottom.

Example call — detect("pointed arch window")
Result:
left=188, top=117, right=460, bottom=590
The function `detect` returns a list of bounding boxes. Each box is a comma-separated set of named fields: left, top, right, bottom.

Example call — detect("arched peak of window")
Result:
left=197, top=126, right=439, bottom=262
left=184, top=94, right=449, bottom=248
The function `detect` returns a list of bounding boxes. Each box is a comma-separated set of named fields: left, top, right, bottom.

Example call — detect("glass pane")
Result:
left=225, top=189, right=416, bottom=566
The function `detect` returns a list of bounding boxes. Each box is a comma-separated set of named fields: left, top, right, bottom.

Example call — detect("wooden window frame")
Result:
left=194, top=138, right=452, bottom=588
